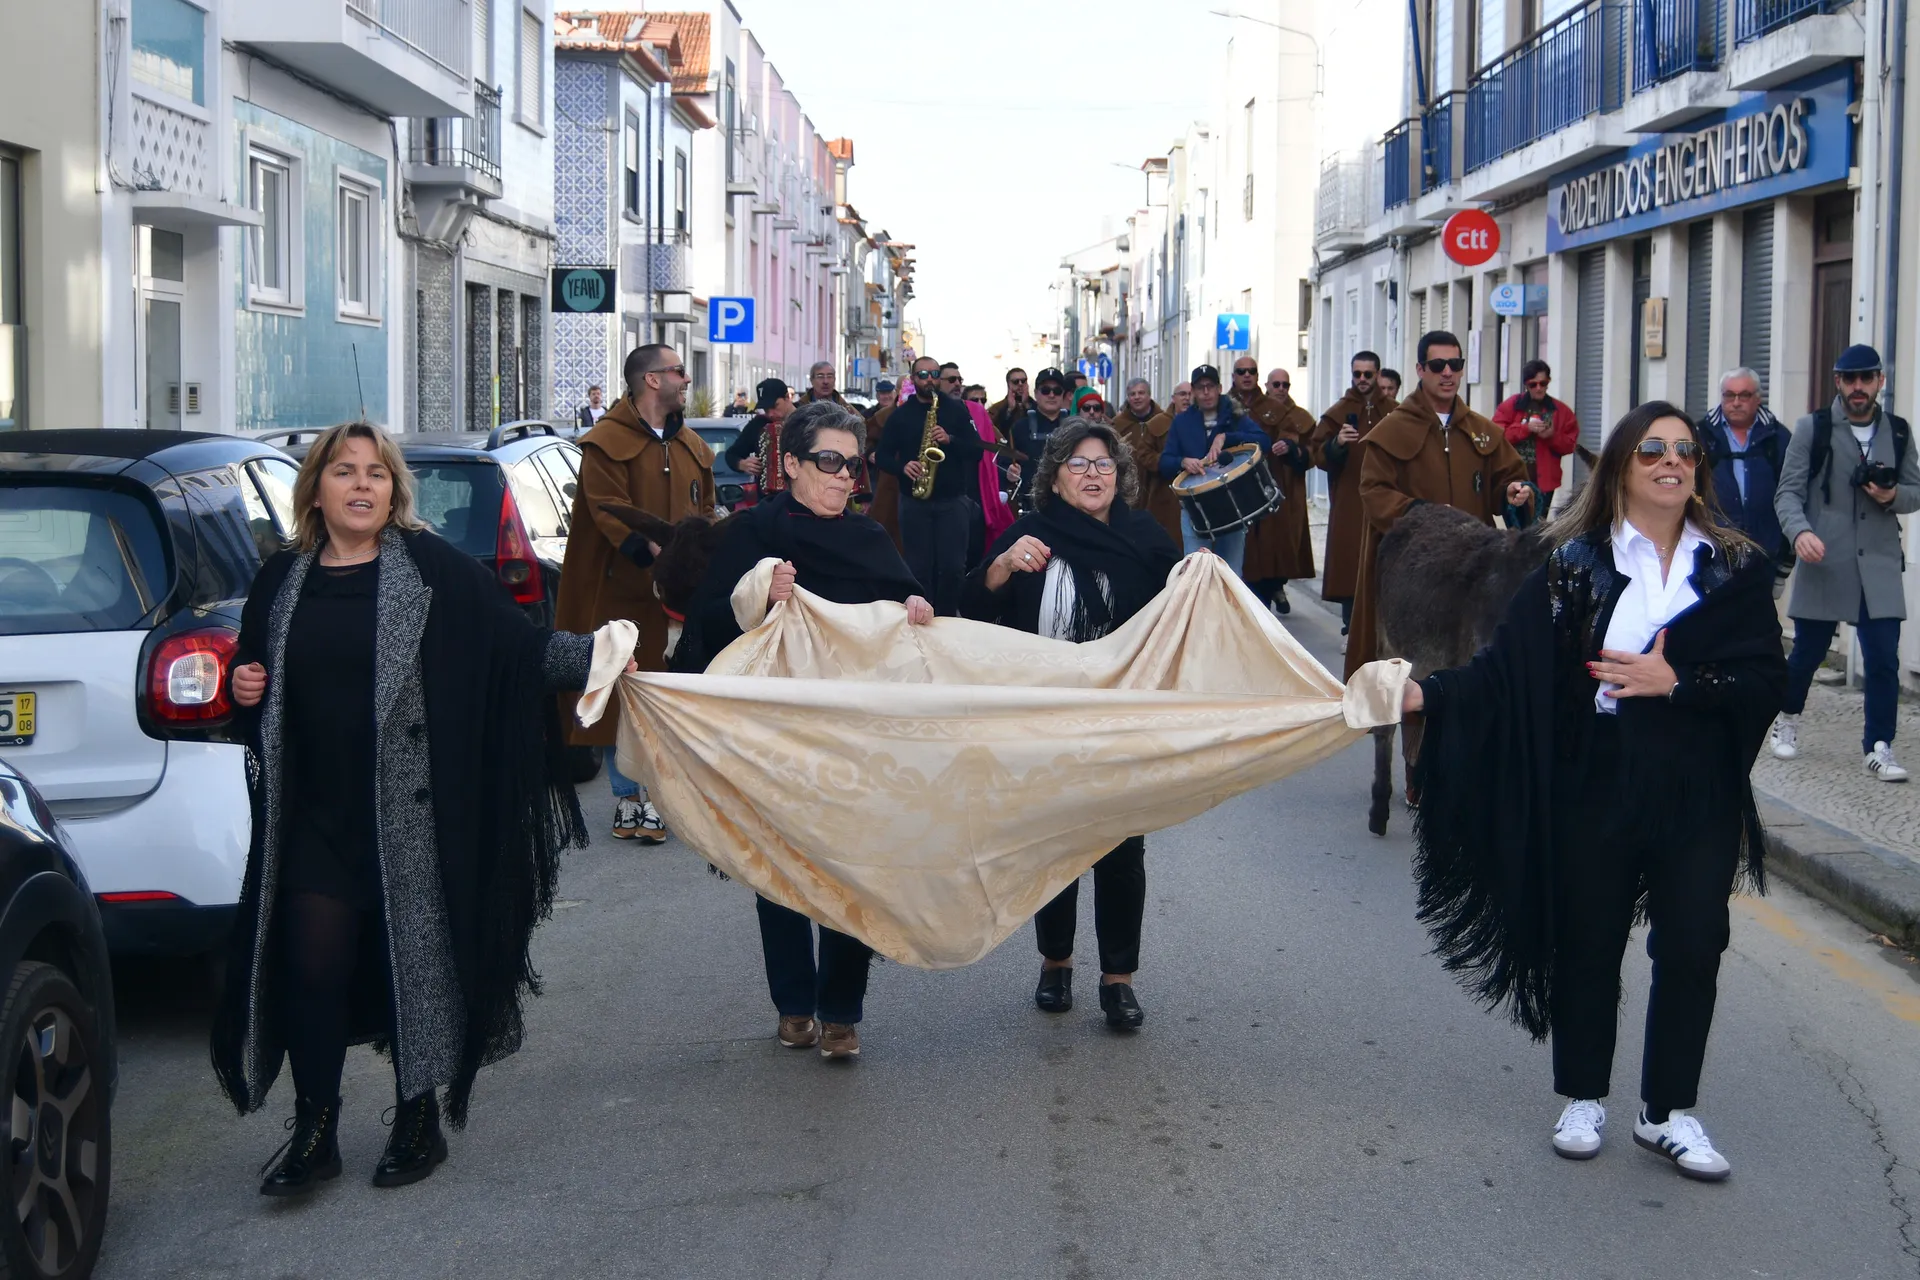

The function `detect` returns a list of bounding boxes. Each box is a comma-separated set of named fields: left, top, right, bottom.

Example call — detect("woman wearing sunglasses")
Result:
left=676, top=400, right=934, bottom=1062
left=961, top=419, right=1180, bottom=1031
left=1400, top=401, right=1785, bottom=1182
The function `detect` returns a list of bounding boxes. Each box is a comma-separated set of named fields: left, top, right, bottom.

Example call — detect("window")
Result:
left=336, top=171, right=379, bottom=320
left=0, top=485, right=170, bottom=636
left=472, top=0, right=492, bottom=84
left=245, top=140, right=302, bottom=311
left=131, top=0, right=205, bottom=106
left=723, top=60, right=737, bottom=180
left=624, top=112, right=641, bottom=216
left=770, top=252, right=779, bottom=335
left=247, top=458, right=300, bottom=539
left=673, top=149, right=688, bottom=233
left=517, top=7, right=543, bottom=127
left=1475, top=0, right=1506, bottom=69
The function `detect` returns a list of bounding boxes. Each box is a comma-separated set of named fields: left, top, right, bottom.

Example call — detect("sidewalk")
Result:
left=1293, top=501, right=1920, bottom=945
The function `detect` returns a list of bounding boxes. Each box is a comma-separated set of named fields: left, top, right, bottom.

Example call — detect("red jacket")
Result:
left=1493, top=394, right=1580, bottom=492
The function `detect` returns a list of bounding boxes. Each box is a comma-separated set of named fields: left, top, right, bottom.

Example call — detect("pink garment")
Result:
left=966, top=399, right=1015, bottom=545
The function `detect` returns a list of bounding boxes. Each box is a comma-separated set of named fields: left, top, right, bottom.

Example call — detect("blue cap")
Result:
left=875, top=379, right=895, bottom=392
left=1835, top=344, right=1883, bottom=374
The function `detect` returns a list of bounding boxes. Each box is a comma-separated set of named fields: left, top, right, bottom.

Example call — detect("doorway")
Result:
left=1810, top=191, right=1853, bottom=410
left=137, top=227, right=186, bottom=430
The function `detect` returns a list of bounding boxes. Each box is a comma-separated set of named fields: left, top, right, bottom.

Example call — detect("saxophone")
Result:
left=909, top=393, right=946, bottom=500
left=756, top=414, right=787, bottom=496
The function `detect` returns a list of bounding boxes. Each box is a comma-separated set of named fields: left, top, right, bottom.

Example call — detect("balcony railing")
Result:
left=411, top=81, right=500, bottom=180
left=1466, top=2, right=1627, bottom=172
left=1421, top=93, right=1455, bottom=194
left=1383, top=119, right=1413, bottom=210
left=347, top=0, right=470, bottom=79
left=1734, top=0, right=1832, bottom=44
left=1314, top=151, right=1376, bottom=247
left=1636, top=0, right=1722, bottom=89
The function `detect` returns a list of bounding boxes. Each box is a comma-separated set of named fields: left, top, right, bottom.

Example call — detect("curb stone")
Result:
left=1287, top=568, right=1920, bottom=947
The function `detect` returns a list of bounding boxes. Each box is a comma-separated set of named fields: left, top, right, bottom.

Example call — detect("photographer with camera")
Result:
left=1772, top=344, right=1920, bottom=779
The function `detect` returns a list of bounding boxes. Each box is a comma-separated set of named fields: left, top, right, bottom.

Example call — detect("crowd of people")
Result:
left=214, top=328, right=1912, bottom=1200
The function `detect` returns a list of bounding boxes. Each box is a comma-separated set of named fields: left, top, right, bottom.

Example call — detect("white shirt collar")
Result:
left=1611, top=519, right=1712, bottom=565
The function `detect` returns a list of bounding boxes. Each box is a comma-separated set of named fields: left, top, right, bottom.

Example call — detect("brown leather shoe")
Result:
left=820, top=1022, right=860, bottom=1060
left=777, top=1015, right=818, bottom=1048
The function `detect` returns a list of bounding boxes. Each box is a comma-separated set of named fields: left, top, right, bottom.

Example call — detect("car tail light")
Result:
left=98, top=891, right=183, bottom=904
left=495, top=485, right=545, bottom=606
left=147, top=629, right=239, bottom=723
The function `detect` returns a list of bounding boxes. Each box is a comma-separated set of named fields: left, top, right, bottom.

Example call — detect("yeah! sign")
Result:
left=1442, top=209, right=1501, bottom=267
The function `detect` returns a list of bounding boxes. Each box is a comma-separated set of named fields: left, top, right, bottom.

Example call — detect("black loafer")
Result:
left=373, top=1091, right=448, bottom=1188
left=1274, top=588, right=1291, bottom=615
left=1035, top=965, right=1073, bottom=1013
left=1099, top=982, right=1144, bottom=1031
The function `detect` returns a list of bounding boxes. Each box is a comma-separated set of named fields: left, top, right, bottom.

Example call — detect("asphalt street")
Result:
left=98, top=595, right=1920, bottom=1279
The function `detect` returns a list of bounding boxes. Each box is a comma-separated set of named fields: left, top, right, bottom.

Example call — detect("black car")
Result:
left=0, top=757, right=116, bottom=1279
left=1, top=429, right=303, bottom=957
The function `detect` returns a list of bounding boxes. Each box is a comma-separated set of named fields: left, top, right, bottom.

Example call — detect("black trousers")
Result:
left=277, top=890, right=401, bottom=1104
left=1549, top=720, right=1740, bottom=1113
left=1032, top=837, right=1147, bottom=975
left=755, top=895, right=873, bottom=1024
left=899, top=494, right=969, bottom=616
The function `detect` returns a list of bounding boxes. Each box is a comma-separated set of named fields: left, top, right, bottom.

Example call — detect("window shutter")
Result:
left=518, top=8, right=541, bottom=124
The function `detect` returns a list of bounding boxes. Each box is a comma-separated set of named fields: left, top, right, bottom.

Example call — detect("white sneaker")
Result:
left=1866, top=741, right=1910, bottom=783
left=1552, top=1099, right=1606, bottom=1160
left=635, top=798, right=670, bottom=844
left=1633, top=1110, right=1731, bottom=1181
left=610, top=796, right=645, bottom=839
left=1768, top=714, right=1799, bottom=760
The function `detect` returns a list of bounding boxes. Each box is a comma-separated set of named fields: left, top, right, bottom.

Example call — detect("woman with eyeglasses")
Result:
left=677, top=400, right=933, bottom=1062
left=1401, top=401, right=1786, bottom=1183
left=961, top=419, right=1180, bottom=1031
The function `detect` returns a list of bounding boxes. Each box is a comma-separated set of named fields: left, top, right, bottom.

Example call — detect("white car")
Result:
left=0, top=430, right=302, bottom=954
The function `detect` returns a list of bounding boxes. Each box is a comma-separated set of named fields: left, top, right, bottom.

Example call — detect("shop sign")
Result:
left=1490, top=283, right=1548, bottom=316
left=1547, top=64, right=1852, bottom=253
left=551, top=267, right=615, bottom=314
left=1443, top=209, right=1501, bottom=267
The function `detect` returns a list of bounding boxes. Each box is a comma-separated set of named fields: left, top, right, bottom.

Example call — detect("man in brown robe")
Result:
left=987, top=368, right=1030, bottom=438
left=556, top=343, right=716, bottom=841
left=1345, top=331, right=1532, bottom=679
left=1310, top=351, right=1399, bottom=630
left=1112, top=378, right=1181, bottom=545
left=1230, top=358, right=1315, bottom=613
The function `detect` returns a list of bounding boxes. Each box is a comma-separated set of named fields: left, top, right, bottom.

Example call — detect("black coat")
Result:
left=875, top=391, right=982, bottom=503
left=211, top=527, right=590, bottom=1123
left=961, top=498, right=1180, bottom=640
left=1410, top=529, right=1786, bottom=1039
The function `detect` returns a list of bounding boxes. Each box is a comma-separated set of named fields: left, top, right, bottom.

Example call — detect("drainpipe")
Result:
left=1886, top=0, right=1909, bottom=413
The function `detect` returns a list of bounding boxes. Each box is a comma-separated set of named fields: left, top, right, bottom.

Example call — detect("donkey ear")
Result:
left=597, top=502, right=677, bottom=546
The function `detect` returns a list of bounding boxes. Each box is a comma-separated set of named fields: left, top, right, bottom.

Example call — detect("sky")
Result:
left=735, top=0, right=1240, bottom=388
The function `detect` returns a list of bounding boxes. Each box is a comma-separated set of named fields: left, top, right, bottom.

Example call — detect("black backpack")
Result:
left=1807, top=407, right=1911, bottom=502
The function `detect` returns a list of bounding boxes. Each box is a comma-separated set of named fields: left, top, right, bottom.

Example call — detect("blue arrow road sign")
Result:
left=709, top=297, right=756, bottom=344
left=1216, top=314, right=1250, bottom=350
left=1095, top=354, right=1113, bottom=380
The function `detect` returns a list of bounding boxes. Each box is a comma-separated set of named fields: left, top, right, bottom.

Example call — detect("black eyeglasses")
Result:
left=1422, top=358, right=1467, bottom=374
left=1632, top=439, right=1703, bottom=466
left=1064, top=456, right=1117, bottom=475
left=797, top=449, right=854, bottom=475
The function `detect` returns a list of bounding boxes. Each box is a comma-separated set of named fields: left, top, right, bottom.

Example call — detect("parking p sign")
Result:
left=709, top=297, right=756, bottom=344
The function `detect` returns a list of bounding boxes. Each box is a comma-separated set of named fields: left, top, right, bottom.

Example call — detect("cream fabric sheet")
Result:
left=582, top=552, right=1408, bottom=968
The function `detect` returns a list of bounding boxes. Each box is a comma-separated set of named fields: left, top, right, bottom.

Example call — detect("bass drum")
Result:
left=1170, top=444, right=1281, bottom=537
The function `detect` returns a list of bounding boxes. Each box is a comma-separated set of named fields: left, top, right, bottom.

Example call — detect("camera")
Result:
left=1852, top=459, right=1900, bottom=490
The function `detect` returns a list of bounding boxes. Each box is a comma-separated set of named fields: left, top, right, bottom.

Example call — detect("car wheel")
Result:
left=568, top=745, right=602, bottom=784
left=0, top=962, right=109, bottom=1280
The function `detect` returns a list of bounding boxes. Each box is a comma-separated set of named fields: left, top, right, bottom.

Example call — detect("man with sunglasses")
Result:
left=557, top=343, right=715, bottom=844
left=1011, top=369, right=1073, bottom=510
left=988, top=368, right=1031, bottom=437
left=1311, top=351, right=1399, bottom=634
left=1347, top=331, right=1532, bottom=678
left=1492, top=360, right=1580, bottom=510
left=877, top=356, right=984, bottom=614
left=1229, top=359, right=1314, bottom=614
left=1772, top=343, right=1920, bottom=780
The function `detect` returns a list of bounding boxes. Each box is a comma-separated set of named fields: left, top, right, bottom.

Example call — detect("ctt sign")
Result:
left=1547, top=64, right=1852, bottom=252
left=1443, top=209, right=1501, bottom=267
left=550, top=267, right=615, bottom=314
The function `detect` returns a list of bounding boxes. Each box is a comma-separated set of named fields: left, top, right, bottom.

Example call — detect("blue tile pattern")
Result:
left=553, top=59, right=613, bottom=416
left=232, top=101, right=390, bottom=429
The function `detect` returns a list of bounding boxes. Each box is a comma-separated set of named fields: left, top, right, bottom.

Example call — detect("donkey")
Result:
left=1367, top=502, right=1555, bottom=836
left=596, top=502, right=739, bottom=658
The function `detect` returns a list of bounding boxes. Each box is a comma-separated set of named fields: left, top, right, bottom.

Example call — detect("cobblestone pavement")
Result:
left=1751, top=678, right=1920, bottom=864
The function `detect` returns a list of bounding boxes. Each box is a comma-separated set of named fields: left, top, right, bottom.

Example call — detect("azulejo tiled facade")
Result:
left=553, top=60, right=615, bottom=415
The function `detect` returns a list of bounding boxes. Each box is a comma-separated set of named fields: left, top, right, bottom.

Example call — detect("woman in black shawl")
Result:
left=961, top=418, right=1181, bottom=1031
left=215, top=423, right=624, bottom=1197
left=1402, top=401, right=1785, bottom=1182
left=677, top=400, right=933, bottom=1063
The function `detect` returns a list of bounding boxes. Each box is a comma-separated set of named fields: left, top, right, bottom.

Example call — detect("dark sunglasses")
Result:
left=941, top=374, right=963, bottom=384
left=1422, top=358, right=1467, bottom=374
left=911, top=369, right=938, bottom=380
left=647, top=364, right=687, bottom=378
left=1232, top=368, right=1258, bottom=377
left=1269, top=381, right=1291, bottom=392
left=1064, top=456, right=1117, bottom=475
left=1526, top=378, right=1550, bottom=389
left=1351, top=369, right=1376, bottom=380
left=1632, top=438, right=1703, bottom=466
left=796, top=449, right=854, bottom=475
left=1036, top=383, right=1067, bottom=395
left=1838, top=370, right=1882, bottom=386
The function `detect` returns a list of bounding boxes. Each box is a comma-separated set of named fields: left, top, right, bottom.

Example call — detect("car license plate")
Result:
left=0, top=692, right=35, bottom=747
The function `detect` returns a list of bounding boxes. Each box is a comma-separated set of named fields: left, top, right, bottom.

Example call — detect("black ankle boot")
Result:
left=259, top=1096, right=342, bottom=1196
left=373, top=1091, right=448, bottom=1188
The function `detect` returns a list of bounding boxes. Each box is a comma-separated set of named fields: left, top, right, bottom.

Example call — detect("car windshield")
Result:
left=408, top=461, right=504, bottom=556
left=0, top=483, right=171, bottom=635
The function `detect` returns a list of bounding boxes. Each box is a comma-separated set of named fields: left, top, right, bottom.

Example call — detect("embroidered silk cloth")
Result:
left=582, top=553, right=1409, bottom=967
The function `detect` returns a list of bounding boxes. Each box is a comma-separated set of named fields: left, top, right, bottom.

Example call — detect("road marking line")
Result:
left=1736, top=897, right=1920, bottom=1024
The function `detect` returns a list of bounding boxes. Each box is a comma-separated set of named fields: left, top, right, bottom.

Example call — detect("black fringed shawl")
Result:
left=1411, top=530, right=1786, bottom=1039
left=961, top=498, right=1181, bottom=641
